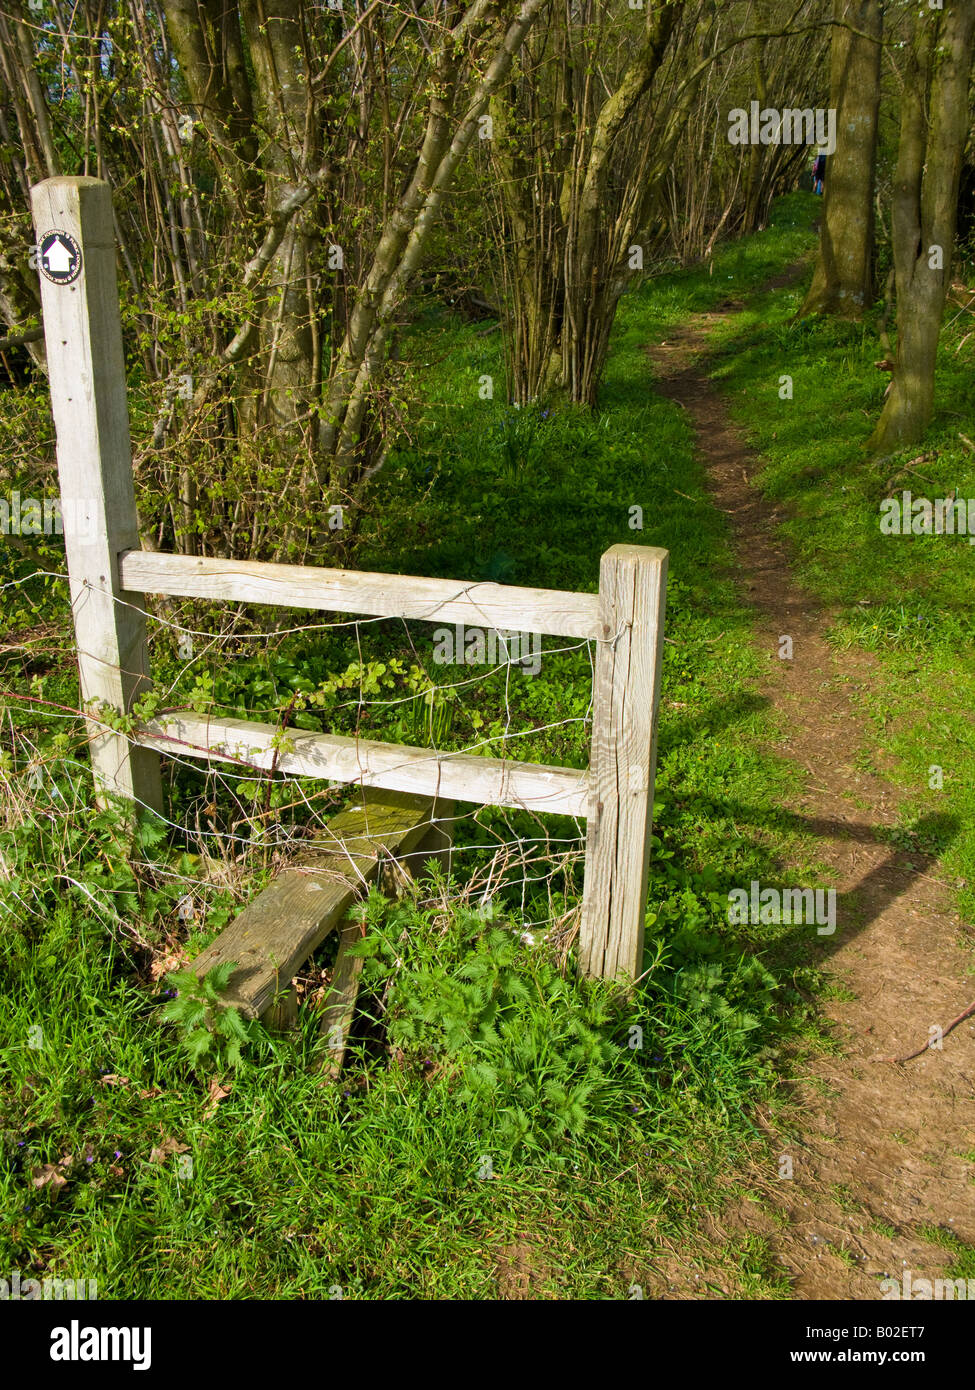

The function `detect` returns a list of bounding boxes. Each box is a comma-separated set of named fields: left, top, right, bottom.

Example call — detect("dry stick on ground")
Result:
left=882, top=455, right=939, bottom=495
left=876, top=998, right=975, bottom=1064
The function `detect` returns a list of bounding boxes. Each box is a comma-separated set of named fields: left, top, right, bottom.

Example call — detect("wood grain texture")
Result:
left=265, top=984, right=298, bottom=1034
left=192, top=790, right=435, bottom=1019
left=315, top=921, right=367, bottom=1078
left=398, top=799, right=454, bottom=883
left=119, top=549, right=601, bottom=639
left=30, top=177, right=162, bottom=813
left=579, top=545, right=668, bottom=979
left=134, top=712, right=589, bottom=817
left=316, top=797, right=453, bottom=1072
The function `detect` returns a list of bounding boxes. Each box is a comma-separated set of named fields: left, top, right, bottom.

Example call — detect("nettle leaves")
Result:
left=348, top=890, right=633, bottom=1157
left=160, top=960, right=261, bottom=1071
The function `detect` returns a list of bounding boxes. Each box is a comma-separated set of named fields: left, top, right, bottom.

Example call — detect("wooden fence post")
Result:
left=30, top=177, right=162, bottom=815
left=579, top=545, right=668, bottom=980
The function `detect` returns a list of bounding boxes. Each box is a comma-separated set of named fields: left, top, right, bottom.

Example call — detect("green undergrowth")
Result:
left=3, top=192, right=945, bottom=1298
left=0, top=776, right=816, bottom=1298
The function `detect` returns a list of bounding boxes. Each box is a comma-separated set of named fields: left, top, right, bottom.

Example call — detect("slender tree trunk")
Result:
left=802, top=0, right=882, bottom=318
left=742, top=36, right=769, bottom=234
left=868, top=3, right=975, bottom=453
left=239, top=0, right=318, bottom=439
left=164, top=0, right=319, bottom=442
left=557, top=0, right=684, bottom=405
left=320, top=0, right=550, bottom=479
left=488, top=19, right=567, bottom=407
left=159, top=0, right=260, bottom=196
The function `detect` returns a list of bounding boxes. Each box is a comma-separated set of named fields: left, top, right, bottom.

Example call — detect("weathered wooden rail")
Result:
left=30, top=175, right=668, bottom=989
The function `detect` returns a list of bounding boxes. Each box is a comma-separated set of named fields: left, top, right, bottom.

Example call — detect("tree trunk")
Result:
left=239, top=0, right=318, bottom=440
left=487, top=23, right=566, bottom=406
left=868, top=4, right=975, bottom=453
left=163, top=0, right=319, bottom=442
left=319, top=0, right=550, bottom=479
left=557, top=0, right=684, bottom=406
left=802, top=0, right=882, bottom=318
left=742, top=36, right=769, bottom=234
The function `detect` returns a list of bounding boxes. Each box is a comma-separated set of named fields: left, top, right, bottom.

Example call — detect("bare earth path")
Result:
left=647, top=275, right=975, bottom=1300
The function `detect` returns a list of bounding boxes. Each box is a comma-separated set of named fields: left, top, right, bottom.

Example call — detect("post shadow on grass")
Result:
left=657, top=689, right=771, bottom=759
left=669, top=795, right=959, bottom=969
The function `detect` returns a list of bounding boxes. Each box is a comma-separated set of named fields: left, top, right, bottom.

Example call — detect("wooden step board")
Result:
left=192, top=790, right=447, bottom=1020
left=316, top=919, right=368, bottom=1077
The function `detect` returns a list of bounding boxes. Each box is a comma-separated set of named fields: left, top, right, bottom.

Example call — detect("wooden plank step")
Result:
left=191, top=790, right=439, bottom=1020
left=316, top=919, right=367, bottom=1078
left=317, top=800, right=455, bottom=1075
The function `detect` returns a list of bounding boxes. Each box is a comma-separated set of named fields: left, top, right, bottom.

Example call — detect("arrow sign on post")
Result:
left=30, top=177, right=162, bottom=816
left=38, top=230, right=83, bottom=284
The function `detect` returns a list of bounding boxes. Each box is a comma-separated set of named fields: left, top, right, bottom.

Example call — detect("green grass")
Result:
left=915, top=1224, right=975, bottom=1284
left=2, top=189, right=970, bottom=1298
left=0, top=784, right=818, bottom=1298
left=684, top=191, right=975, bottom=928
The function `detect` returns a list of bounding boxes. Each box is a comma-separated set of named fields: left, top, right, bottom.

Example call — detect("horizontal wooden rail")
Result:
left=134, top=713, right=589, bottom=817
left=119, top=551, right=601, bottom=640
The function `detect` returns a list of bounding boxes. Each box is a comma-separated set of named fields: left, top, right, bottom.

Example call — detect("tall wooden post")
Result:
left=31, top=177, right=162, bottom=814
left=579, top=545, right=668, bottom=980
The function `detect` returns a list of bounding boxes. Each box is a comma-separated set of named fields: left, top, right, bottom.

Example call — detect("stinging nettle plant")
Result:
left=161, top=960, right=262, bottom=1071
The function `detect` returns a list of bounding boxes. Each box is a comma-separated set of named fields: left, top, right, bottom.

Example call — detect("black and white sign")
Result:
left=38, top=230, right=82, bottom=285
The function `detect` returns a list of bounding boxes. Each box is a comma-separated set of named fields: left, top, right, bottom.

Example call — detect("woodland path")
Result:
left=646, top=272, right=975, bottom=1300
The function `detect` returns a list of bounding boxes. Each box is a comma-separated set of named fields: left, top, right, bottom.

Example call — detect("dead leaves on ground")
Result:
left=147, top=1075, right=229, bottom=1163
left=148, top=1134, right=189, bottom=1165
left=27, top=1073, right=227, bottom=1197
left=203, top=1075, right=230, bottom=1118
left=31, top=1154, right=73, bottom=1192
left=149, top=943, right=190, bottom=982
left=98, top=1073, right=162, bottom=1099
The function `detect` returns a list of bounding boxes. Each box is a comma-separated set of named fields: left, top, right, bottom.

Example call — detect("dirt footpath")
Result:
left=646, top=274, right=975, bottom=1300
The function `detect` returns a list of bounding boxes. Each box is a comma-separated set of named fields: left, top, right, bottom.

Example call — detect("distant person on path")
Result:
left=812, top=150, right=826, bottom=196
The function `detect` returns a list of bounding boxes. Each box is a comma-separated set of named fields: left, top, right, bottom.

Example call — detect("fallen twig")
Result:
left=877, top=998, right=975, bottom=1063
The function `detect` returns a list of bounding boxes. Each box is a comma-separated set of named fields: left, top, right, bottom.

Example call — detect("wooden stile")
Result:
left=120, top=550, right=601, bottom=640
left=315, top=921, right=368, bottom=1077
left=133, top=712, right=588, bottom=817
left=31, top=176, right=669, bottom=983
left=190, top=790, right=437, bottom=1020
